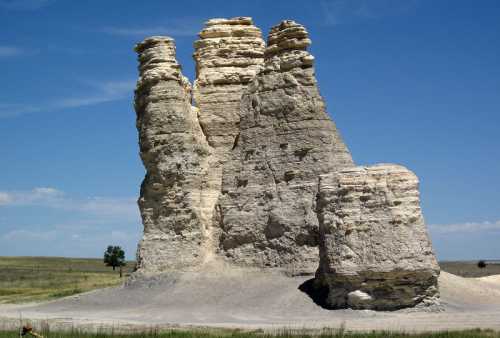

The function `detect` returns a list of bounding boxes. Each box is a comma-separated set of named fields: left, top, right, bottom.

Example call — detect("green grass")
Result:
left=0, top=328, right=499, bottom=338
left=439, top=261, right=500, bottom=278
left=0, top=256, right=135, bottom=304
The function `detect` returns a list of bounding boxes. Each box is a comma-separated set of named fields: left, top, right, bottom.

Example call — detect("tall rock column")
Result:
left=316, top=164, right=440, bottom=309
left=134, top=37, right=212, bottom=273
left=217, top=21, right=355, bottom=274
left=193, top=17, right=265, bottom=151
left=192, top=17, right=266, bottom=257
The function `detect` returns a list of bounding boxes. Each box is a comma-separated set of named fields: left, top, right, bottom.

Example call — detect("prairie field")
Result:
left=439, top=261, right=500, bottom=278
left=0, top=256, right=134, bottom=304
left=0, top=328, right=499, bottom=338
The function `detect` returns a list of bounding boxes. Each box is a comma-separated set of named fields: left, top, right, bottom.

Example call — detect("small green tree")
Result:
left=104, top=245, right=126, bottom=277
left=478, top=260, right=487, bottom=269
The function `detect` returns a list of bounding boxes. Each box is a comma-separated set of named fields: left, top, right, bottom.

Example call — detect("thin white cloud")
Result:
left=48, top=79, right=136, bottom=110
left=0, top=46, right=24, bottom=57
left=0, top=192, right=12, bottom=205
left=0, top=225, right=140, bottom=259
left=0, top=79, right=135, bottom=118
left=46, top=45, right=92, bottom=55
left=429, top=220, right=500, bottom=234
left=0, top=188, right=140, bottom=258
left=321, top=0, right=419, bottom=26
left=2, top=229, right=57, bottom=241
left=0, top=187, right=140, bottom=222
left=79, top=197, right=139, bottom=220
left=102, top=26, right=198, bottom=37
left=0, top=0, right=52, bottom=10
left=0, top=187, right=63, bottom=206
left=111, top=230, right=138, bottom=242
left=100, top=18, right=201, bottom=38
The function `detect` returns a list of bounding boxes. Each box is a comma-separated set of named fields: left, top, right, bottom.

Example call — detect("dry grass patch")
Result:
left=0, top=256, right=134, bottom=303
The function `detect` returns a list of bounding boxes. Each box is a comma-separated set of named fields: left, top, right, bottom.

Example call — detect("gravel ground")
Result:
left=1, top=263, right=499, bottom=333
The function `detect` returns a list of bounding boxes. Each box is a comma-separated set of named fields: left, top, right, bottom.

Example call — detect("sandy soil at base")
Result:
left=1, top=266, right=499, bottom=333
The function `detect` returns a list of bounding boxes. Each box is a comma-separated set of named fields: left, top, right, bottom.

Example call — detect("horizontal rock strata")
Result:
left=316, top=164, right=440, bottom=310
left=132, top=19, right=440, bottom=311
left=217, top=21, right=354, bottom=274
left=193, top=17, right=265, bottom=151
left=134, top=37, right=212, bottom=272
left=191, top=17, right=267, bottom=263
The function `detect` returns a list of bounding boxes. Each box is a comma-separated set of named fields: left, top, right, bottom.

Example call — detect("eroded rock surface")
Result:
left=316, top=164, right=440, bottom=310
left=134, top=37, right=212, bottom=272
left=132, top=19, right=440, bottom=310
left=191, top=17, right=267, bottom=263
left=217, top=21, right=354, bottom=274
left=193, top=17, right=265, bottom=151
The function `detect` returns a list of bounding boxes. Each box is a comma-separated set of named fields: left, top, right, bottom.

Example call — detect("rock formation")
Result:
left=217, top=21, right=354, bottom=274
left=191, top=18, right=266, bottom=262
left=134, top=37, right=212, bottom=272
left=316, top=164, right=440, bottom=309
left=133, top=18, right=440, bottom=309
left=193, top=17, right=265, bottom=151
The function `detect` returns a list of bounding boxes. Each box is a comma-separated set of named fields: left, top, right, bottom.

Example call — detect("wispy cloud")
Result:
left=429, top=220, right=500, bottom=234
left=45, top=45, right=93, bottom=56
left=0, top=192, right=12, bottom=204
left=0, top=46, right=24, bottom=57
left=321, top=0, right=419, bottom=26
left=0, top=226, right=140, bottom=259
left=0, top=187, right=63, bottom=206
left=100, top=18, right=201, bottom=38
left=54, top=80, right=136, bottom=109
left=0, top=0, right=52, bottom=10
left=2, top=229, right=58, bottom=241
left=0, top=103, right=41, bottom=118
left=0, top=187, right=140, bottom=221
left=78, top=197, right=139, bottom=220
left=0, top=187, right=141, bottom=258
left=0, top=79, right=135, bottom=118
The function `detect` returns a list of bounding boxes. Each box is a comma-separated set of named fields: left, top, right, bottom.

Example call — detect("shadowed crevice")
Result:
left=298, top=278, right=333, bottom=310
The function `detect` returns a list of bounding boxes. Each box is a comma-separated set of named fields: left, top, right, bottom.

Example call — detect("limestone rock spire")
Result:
left=131, top=21, right=440, bottom=311
left=216, top=20, right=354, bottom=275
left=134, top=36, right=212, bottom=273
left=190, top=18, right=267, bottom=263
left=193, top=17, right=265, bottom=151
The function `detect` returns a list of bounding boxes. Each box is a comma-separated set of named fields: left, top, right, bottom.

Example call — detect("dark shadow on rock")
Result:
left=298, top=278, right=333, bottom=310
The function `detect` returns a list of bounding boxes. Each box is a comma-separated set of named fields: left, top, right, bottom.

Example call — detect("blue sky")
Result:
left=0, top=0, right=499, bottom=261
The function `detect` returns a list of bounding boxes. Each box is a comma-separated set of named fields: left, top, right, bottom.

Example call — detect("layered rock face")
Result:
left=133, top=18, right=439, bottom=309
left=316, top=164, right=440, bottom=310
left=190, top=18, right=267, bottom=260
left=134, top=37, right=212, bottom=272
left=193, top=17, right=265, bottom=151
left=217, top=21, right=354, bottom=274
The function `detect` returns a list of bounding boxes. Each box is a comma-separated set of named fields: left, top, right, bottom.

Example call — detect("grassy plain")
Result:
left=439, top=261, right=500, bottom=278
left=0, top=256, right=134, bottom=304
left=0, top=328, right=499, bottom=338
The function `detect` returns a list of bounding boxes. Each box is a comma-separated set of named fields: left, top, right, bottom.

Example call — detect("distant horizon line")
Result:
left=1, top=254, right=499, bottom=264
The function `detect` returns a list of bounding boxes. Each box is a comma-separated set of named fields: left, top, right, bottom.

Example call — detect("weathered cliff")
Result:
left=191, top=18, right=266, bottom=262
left=216, top=21, right=354, bottom=274
left=133, top=18, right=440, bottom=310
left=193, top=17, right=265, bottom=151
left=316, top=164, right=440, bottom=309
left=134, top=37, right=212, bottom=272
